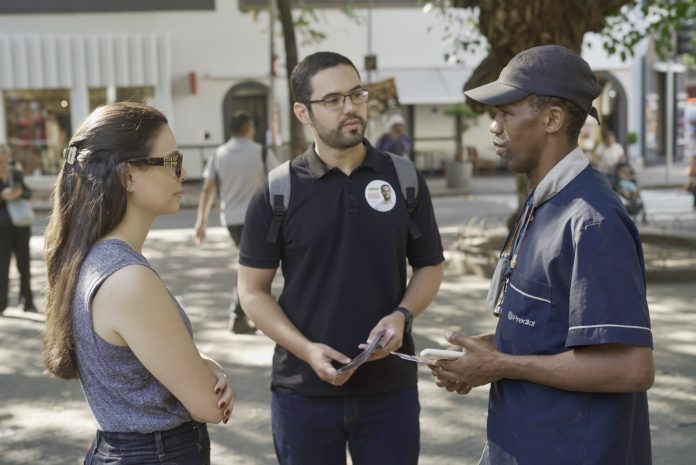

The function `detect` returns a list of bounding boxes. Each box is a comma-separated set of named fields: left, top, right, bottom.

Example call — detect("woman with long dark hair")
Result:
left=43, top=102, right=233, bottom=464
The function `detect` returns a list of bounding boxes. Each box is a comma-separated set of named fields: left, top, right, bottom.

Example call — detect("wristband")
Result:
left=393, top=306, right=414, bottom=333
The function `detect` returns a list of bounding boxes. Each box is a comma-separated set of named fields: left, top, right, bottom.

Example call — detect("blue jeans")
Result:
left=272, top=386, right=420, bottom=465
left=84, top=421, right=210, bottom=465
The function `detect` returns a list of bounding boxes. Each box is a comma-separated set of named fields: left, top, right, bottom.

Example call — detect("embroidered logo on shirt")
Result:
left=365, top=180, right=396, bottom=212
left=507, top=311, right=536, bottom=327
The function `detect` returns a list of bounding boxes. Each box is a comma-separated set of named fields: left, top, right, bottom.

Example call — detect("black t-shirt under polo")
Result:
left=239, top=140, right=444, bottom=396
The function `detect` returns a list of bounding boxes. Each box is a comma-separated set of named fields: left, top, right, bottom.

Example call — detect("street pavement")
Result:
left=1, top=168, right=696, bottom=464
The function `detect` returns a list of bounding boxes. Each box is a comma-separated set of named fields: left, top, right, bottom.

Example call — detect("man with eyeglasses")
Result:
left=238, top=51, right=444, bottom=465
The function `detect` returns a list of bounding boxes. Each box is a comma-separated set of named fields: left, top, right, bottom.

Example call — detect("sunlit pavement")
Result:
left=1, top=223, right=695, bottom=465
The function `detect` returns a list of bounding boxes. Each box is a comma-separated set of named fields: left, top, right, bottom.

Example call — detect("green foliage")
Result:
left=425, top=0, right=696, bottom=64
left=423, top=1, right=486, bottom=64
left=625, top=131, right=639, bottom=145
left=601, top=0, right=696, bottom=62
left=246, top=3, right=362, bottom=49
left=443, top=102, right=479, bottom=128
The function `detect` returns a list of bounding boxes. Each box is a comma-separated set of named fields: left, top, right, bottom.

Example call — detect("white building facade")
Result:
left=1, top=0, right=662, bottom=179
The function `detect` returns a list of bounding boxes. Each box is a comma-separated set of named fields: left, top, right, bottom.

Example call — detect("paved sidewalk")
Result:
left=1, top=227, right=695, bottom=465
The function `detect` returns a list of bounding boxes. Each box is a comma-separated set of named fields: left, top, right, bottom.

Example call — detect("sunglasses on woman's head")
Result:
left=128, top=151, right=183, bottom=178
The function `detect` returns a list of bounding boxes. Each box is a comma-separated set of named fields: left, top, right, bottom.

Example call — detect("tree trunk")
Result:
left=277, top=0, right=307, bottom=157
left=449, top=0, right=631, bottom=217
left=450, top=0, right=631, bottom=109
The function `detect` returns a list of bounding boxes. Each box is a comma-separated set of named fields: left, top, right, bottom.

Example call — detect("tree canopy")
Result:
left=432, top=0, right=695, bottom=111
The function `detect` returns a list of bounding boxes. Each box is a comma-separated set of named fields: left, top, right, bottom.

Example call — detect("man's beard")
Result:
left=311, top=113, right=366, bottom=149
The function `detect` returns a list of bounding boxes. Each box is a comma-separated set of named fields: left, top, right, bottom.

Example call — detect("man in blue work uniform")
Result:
left=430, top=45, right=654, bottom=465
left=237, top=51, right=444, bottom=465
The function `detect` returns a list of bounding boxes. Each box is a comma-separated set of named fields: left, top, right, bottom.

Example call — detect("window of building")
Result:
left=3, top=89, right=71, bottom=175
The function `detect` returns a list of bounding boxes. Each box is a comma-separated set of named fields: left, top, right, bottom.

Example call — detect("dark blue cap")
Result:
left=465, top=45, right=601, bottom=121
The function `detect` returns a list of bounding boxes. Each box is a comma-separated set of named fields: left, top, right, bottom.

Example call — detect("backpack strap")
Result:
left=266, top=160, right=291, bottom=244
left=387, top=153, right=422, bottom=240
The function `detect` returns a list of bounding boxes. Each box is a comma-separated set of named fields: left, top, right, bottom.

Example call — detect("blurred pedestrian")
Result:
left=593, top=130, right=625, bottom=182
left=238, top=51, right=444, bottom=465
left=0, top=147, right=36, bottom=314
left=685, top=155, right=696, bottom=209
left=375, top=113, right=412, bottom=158
left=431, top=45, right=654, bottom=465
left=194, top=111, right=279, bottom=334
left=42, top=102, right=233, bottom=464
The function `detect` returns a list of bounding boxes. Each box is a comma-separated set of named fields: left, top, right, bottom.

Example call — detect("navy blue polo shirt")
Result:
left=239, top=140, right=444, bottom=396
left=485, top=167, right=652, bottom=465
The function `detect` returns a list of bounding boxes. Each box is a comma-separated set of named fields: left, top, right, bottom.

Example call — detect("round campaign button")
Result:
left=365, top=180, right=396, bottom=212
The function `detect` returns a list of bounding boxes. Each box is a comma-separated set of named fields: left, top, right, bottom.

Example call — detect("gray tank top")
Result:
left=72, top=239, right=193, bottom=433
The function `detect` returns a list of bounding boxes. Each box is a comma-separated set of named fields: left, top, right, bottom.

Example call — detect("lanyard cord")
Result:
left=493, top=196, right=535, bottom=316
left=503, top=196, right=534, bottom=262
left=510, top=202, right=535, bottom=270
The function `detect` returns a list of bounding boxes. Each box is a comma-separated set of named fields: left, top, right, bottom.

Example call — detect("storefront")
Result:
left=0, top=33, right=171, bottom=175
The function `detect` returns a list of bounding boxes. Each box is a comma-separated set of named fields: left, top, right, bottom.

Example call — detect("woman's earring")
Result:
left=126, top=185, right=134, bottom=193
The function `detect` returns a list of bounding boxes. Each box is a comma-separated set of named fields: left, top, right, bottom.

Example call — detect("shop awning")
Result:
left=0, top=33, right=166, bottom=90
left=370, top=67, right=474, bottom=105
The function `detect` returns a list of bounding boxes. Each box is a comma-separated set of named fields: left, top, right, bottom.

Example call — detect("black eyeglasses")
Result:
left=305, top=89, right=369, bottom=111
left=128, top=151, right=183, bottom=178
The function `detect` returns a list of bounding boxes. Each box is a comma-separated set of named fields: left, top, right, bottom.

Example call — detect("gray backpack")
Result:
left=265, top=153, right=422, bottom=244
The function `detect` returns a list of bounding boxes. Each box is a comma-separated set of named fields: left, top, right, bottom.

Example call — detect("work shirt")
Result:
left=240, top=140, right=444, bottom=396
left=483, top=148, right=652, bottom=465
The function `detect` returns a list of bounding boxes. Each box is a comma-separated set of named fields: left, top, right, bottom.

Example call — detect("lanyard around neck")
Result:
left=492, top=196, right=535, bottom=316
left=503, top=196, right=535, bottom=270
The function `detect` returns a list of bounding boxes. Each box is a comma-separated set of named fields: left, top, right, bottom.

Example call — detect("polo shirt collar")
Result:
left=531, top=146, right=589, bottom=205
left=302, top=139, right=383, bottom=179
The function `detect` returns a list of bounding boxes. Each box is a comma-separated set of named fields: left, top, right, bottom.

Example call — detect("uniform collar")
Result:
left=531, top=146, right=589, bottom=205
left=302, top=139, right=383, bottom=179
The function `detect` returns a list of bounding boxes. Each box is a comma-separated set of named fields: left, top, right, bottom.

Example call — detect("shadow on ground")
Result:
left=1, top=228, right=695, bottom=464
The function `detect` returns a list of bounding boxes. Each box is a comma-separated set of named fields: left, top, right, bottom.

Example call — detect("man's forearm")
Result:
left=399, top=263, right=444, bottom=318
left=195, top=181, right=216, bottom=225
left=500, top=344, right=654, bottom=393
left=239, top=286, right=312, bottom=362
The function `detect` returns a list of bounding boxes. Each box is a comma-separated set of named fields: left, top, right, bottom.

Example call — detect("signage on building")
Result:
left=0, top=0, right=214, bottom=14
left=363, top=78, right=400, bottom=116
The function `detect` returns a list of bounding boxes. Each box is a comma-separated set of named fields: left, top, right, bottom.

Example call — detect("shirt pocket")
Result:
left=496, top=272, right=551, bottom=355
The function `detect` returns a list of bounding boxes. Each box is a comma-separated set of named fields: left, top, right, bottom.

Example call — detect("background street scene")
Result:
left=1, top=1, right=696, bottom=464
left=1, top=167, right=695, bottom=465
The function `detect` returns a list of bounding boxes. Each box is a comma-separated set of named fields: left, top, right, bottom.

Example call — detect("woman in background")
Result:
left=43, top=102, right=233, bottom=464
left=0, top=148, right=36, bottom=314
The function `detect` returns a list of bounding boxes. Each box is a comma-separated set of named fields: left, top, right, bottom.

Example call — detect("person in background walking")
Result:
left=593, top=130, right=625, bottom=184
left=685, top=155, right=696, bottom=209
left=42, top=102, right=233, bottom=465
left=194, top=111, right=279, bottom=334
left=430, top=45, right=654, bottom=465
left=375, top=113, right=412, bottom=158
left=0, top=148, right=36, bottom=314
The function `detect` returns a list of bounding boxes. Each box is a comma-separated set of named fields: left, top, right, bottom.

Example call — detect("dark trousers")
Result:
left=84, top=421, right=210, bottom=465
left=271, top=386, right=420, bottom=465
left=0, top=223, right=33, bottom=312
left=227, top=224, right=245, bottom=318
